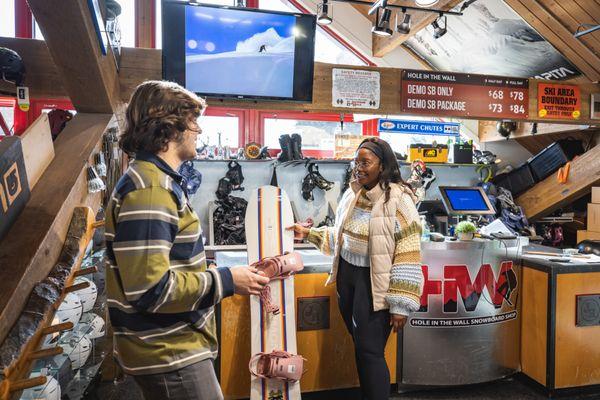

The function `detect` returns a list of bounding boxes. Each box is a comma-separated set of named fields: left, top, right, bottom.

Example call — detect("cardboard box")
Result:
left=577, top=230, right=600, bottom=243
left=592, top=187, right=600, bottom=204
left=588, top=203, right=600, bottom=232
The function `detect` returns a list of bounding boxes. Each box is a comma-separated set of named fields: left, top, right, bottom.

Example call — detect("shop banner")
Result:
left=538, top=83, right=581, bottom=119
left=332, top=68, right=380, bottom=109
left=378, top=119, right=460, bottom=136
left=401, top=69, right=529, bottom=119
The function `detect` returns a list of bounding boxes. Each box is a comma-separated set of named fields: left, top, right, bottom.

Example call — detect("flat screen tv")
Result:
left=162, top=1, right=316, bottom=102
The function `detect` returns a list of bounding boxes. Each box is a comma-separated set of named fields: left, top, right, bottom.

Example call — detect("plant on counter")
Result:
left=455, top=221, right=476, bottom=241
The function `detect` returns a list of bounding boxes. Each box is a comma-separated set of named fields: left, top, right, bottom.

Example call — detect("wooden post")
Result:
left=26, top=347, right=63, bottom=361
left=27, top=0, right=122, bottom=113
left=64, top=281, right=91, bottom=294
left=8, top=376, right=47, bottom=392
left=41, top=322, right=74, bottom=335
left=74, top=266, right=98, bottom=277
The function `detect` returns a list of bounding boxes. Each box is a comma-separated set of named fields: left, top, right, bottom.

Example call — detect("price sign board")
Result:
left=401, top=70, right=529, bottom=119
left=537, top=83, right=581, bottom=119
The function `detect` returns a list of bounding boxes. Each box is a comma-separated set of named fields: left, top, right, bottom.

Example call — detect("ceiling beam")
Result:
left=478, top=120, right=596, bottom=143
left=27, top=0, right=122, bottom=113
left=372, top=0, right=462, bottom=58
left=504, top=0, right=600, bottom=82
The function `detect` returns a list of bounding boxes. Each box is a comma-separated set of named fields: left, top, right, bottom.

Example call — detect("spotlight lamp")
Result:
left=396, top=8, right=411, bottom=34
left=372, top=8, right=393, bottom=36
left=431, top=14, right=447, bottom=39
left=317, top=0, right=333, bottom=25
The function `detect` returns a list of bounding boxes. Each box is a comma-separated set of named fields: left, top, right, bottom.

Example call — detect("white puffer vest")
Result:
left=326, top=181, right=419, bottom=311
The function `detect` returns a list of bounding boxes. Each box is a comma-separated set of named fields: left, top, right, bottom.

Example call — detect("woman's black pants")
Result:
left=336, top=257, right=392, bottom=400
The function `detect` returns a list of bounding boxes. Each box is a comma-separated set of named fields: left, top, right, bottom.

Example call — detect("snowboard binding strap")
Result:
left=249, top=350, right=306, bottom=383
left=251, top=252, right=304, bottom=314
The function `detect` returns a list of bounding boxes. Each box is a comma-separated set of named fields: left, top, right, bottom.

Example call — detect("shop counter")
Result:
left=215, top=238, right=529, bottom=397
left=398, top=239, right=524, bottom=389
left=519, top=249, right=600, bottom=397
left=216, top=250, right=398, bottom=399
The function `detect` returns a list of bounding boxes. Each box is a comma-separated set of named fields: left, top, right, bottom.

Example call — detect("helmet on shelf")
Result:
left=73, top=277, right=98, bottom=312
left=55, top=293, right=83, bottom=328
left=19, top=374, right=60, bottom=400
left=61, top=333, right=92, bottom=370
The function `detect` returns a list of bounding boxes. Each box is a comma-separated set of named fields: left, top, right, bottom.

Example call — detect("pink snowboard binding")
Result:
left=249, top=350, right=306, bottom=383
left=251, top=252, right=304, bottom=315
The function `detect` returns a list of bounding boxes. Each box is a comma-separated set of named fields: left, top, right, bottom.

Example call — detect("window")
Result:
left=119, top=0, right=136, bottom=48
left=197, top=115, right=241, bottom=148
left=33, top=19, right=44, bottom=40
left=262, top=113, right=361, bottom=157
left=0, top=0, right=15, bottom=37
left=314, top=28, right=365, bottom=66
left=0, top=99, right=15, bottom=135
left=260, top=0, right=367, bottom=65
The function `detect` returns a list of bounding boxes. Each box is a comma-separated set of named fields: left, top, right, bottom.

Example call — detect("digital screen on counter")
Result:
left=438, top=186, right=496, bottom=215
left=445, top=189, right=489, bottom=210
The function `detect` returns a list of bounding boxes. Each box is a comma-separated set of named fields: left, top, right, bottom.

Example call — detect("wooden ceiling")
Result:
left=349, top=0, right=600, bottom=82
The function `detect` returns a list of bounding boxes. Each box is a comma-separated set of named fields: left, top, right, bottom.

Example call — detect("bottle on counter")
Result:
left=420, top=215, right=430, bottom=242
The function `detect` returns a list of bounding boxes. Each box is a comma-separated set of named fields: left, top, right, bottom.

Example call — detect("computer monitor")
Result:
left=438, top=186, right=496, bottom=215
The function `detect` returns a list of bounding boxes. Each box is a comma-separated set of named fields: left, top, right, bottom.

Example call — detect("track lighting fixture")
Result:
left=396, top=8, right=411, bottom=34
left=415, top=0, right=438, bottom=6
left=431, top=14, right=447, bottom=39
left=372, top=8, right=393, bottom=37
left=313, top=0, right=461, bottom=38
left=317, top=0, right=333, bottom=25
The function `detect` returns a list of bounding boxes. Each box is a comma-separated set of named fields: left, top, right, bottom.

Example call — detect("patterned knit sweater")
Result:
left=307, top=188, right=422, bottom=316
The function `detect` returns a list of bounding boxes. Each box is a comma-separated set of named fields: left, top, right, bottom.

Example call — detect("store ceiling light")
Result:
left=312, top=0, right=463, bottom=38
left=372, top=8, right=393, bottom=36
left=396, top=9, right=411, bottom=34
left=415, top=0, right=439, bottom=6
left=317, top=0, right=333, bottom=25
left=432, top=14, right=447, bottom=39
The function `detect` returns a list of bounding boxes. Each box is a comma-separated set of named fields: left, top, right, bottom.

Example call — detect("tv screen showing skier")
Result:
left=186, top=6, right=296, bottom=98
left=162, top=2, right=315, bottom=102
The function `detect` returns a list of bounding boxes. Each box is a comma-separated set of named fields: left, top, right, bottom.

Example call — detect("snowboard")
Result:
left=245, top=186, right=301, bottom=400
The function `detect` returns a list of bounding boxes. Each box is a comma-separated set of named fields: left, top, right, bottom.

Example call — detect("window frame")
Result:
left=0, top=98, right=16, bottom=135
left=258, top=110, right=358, bottom=158
left=201, top=107, right=248, bottom=149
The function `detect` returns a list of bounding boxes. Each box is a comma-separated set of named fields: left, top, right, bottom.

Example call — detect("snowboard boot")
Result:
left=290, top=133, right=303, bottom=160
left=277, top=134, right=293, bottom=162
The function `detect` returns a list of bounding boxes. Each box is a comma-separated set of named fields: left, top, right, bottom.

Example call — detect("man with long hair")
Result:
left=105, top=81, right=269, bottom=400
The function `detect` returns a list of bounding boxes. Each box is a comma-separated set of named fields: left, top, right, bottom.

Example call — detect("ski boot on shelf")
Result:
left=249, top=350, right=306, bottom=383
left=290, top=133, right=304, bottom=160
left=277, top=134, right=294, bottom=162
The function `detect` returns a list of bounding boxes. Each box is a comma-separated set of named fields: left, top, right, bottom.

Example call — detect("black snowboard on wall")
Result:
left=0, top=136, right=30, bottom=241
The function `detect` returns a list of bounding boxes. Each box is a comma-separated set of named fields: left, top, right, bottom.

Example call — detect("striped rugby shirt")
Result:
left=105, top=152, right=234, bottom=375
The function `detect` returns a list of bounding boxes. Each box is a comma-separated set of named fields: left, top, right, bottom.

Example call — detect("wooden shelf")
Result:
left=516, top=144, right=600, bottom=220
